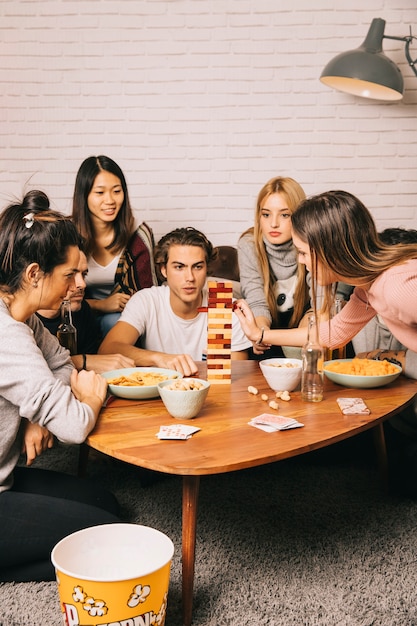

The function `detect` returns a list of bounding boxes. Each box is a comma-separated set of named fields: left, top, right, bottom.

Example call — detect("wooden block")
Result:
left=205, top=358, right=232, bottom=365
left=206, top=347, right=232, bottom=354
left=207, top=280, right=233, bottom=290
left=207, top=375, right=232, bottom=384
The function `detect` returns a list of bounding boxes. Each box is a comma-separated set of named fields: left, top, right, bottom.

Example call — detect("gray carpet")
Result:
left=1, top=436, right=417, bottom=626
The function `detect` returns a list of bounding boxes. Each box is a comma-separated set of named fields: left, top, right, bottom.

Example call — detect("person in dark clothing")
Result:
left=37, top=250, right=134, bottom=374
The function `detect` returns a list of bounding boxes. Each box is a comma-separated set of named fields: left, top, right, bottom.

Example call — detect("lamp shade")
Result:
left=320, top=18, right=404, bottom=101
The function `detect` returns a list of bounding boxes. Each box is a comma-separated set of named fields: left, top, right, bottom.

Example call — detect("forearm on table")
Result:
left=81, top=396, right=104, bottom=419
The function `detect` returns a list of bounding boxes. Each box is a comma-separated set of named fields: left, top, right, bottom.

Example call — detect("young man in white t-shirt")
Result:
left=99, top=227, right=251, bottom=376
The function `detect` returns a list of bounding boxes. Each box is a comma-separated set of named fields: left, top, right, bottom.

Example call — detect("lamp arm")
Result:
left=404, top=38, right=417, bottom=77
left=383, top=27, right=417, bottom=78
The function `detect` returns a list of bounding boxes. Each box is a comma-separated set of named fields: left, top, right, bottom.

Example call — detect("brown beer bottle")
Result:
left=57, top=300, right=77, bottom=355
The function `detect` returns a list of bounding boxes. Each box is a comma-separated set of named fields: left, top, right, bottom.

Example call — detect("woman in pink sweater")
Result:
left=235, top=190, right=417, bottom=379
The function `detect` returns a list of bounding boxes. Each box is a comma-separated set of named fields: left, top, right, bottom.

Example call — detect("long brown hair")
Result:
left=240, top=176, right=308, bottom=327
left=71, top=155, right=135, bottom=256
left=292, top=190, right=417, bottom=315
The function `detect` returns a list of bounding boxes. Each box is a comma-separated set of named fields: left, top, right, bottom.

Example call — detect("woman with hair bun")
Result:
left=0, top=190, right=120, bottom=583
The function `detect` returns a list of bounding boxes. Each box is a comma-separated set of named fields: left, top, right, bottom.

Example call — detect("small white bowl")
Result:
left=259, top=358, right=303, bottom=392
left=157, top=378, right=211, bottom=419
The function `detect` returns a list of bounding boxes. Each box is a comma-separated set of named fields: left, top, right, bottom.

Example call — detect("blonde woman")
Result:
left=237, top=177, right=310, bottom=356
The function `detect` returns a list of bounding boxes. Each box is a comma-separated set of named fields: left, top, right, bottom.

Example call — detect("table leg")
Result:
left=373, top=423, right=389, bottom=492
left=182, top=475, right=200, bottom=626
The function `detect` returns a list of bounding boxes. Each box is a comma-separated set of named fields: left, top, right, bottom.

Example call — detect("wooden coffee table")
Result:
left=86, top=360, right=417, bottom=626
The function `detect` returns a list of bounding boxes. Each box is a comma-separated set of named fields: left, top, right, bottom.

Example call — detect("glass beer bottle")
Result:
left=57, top=300, right=77, bottom=355
left=301, top=313, right=324, bottom=402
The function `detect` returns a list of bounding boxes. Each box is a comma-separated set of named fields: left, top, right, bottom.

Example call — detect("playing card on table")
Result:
left=156, top=424, right=201, bottom=440
left=337, top=397, right=371, bottom=415
left=249, top=413, right=304, bottom=432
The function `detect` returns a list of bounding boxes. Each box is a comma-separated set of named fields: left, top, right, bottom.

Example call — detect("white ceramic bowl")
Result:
left=102, top=367, right=182, bottom=400
left=259, top=358, right=303, bottom=392
left=323, top=359, right=402, bottom=389
left=157, top=378, right=210, bottom=419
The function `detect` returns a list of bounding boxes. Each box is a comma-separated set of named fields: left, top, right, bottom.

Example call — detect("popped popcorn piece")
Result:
left=261, top=394, right=269, bottom=402
left=247, top=385, right=259, bottom=395
left=268, top=400, right=279, bottom=410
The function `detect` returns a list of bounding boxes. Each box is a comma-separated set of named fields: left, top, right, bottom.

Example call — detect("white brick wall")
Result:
left=1, top=0, right=416, bottom=246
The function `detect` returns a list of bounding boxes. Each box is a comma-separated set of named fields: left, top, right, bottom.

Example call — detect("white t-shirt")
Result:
left=86, top=254, right=121, bottom=299
left=120, top=285, right=251, bottom=360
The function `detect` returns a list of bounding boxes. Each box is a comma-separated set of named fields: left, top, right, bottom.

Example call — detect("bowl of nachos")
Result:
left=102, top=367, right=182, bottom=399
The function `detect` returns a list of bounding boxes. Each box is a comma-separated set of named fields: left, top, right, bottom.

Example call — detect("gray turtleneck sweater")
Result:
left=237, top=233, right=353, bottom=325
left=237, top=233, right=301, bottom=324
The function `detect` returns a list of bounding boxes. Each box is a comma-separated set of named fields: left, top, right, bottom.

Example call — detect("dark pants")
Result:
left=0, top=466, right=120, bottom=582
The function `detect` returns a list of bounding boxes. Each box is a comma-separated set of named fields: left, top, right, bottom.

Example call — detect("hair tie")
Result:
left=23, top=212, right=35, bottom=229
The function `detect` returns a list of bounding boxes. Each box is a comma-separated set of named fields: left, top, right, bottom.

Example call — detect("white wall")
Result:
left=1, top=0, right=416, bottom=246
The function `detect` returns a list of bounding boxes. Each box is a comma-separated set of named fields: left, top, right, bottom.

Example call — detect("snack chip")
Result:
left=107, top=372, right=172, bottom=387
left=324, top=358, right=399, bottom=377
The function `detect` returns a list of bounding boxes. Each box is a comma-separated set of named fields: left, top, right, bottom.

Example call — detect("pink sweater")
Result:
left=320, top=259, right=417, bottom=353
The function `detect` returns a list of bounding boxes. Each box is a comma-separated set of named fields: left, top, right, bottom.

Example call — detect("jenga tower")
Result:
left=206, top=280, right=233, bottom=384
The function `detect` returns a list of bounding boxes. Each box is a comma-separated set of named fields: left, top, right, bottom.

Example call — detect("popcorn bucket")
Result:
left=51, top=523, right=174, bottom=626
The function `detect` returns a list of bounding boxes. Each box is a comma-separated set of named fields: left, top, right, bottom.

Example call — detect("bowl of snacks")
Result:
left=323, top=357, right=402, bottom=389
left=157, top=378, right=210, bottom=419
left=102, top=367, right=182, bottom=399
left=259, top=358, right=303, bottom=392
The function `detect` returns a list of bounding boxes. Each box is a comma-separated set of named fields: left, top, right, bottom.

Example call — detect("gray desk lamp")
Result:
left=320, top=18, right=417, bottom=101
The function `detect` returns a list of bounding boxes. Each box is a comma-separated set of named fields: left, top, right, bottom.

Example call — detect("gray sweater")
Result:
left=0, top=301, right=96, bottom=492
left=237, top=233, right=353, bottom=324
left=237, top=233, right=303, bottom=324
